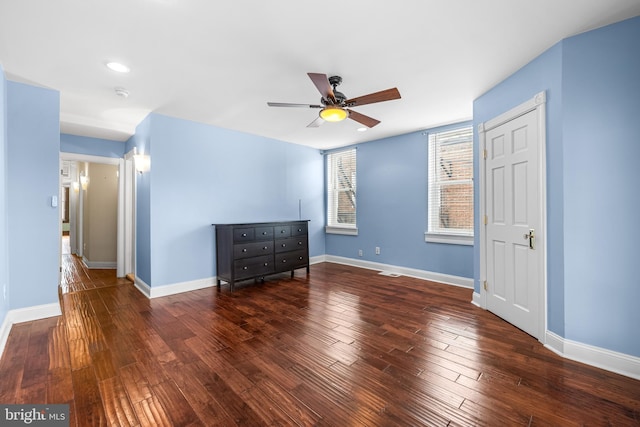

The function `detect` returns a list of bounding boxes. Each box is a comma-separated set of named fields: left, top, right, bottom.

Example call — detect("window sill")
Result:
left=425, top=233, right=473, bottom=246
left=326, top=226, right=358, bottom=236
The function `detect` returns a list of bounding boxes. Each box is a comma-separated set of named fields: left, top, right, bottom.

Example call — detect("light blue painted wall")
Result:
left=127, top=116, right=152, bottom=285
left=0, top=66, right=8, bottom=324
left=60, top=133, right=125, bottom=158
left=473, top=43, right=565, bottom=335
left=561, top=16, right=640, bottom=356
left=325, top=124, right=474, bottom=279
left=6, top=81, right=60, bottom=309
left=129, top=114, right=324, bottom=288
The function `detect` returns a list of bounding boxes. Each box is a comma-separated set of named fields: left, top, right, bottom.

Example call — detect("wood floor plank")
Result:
left=98, top=376, right=140, bottom=426
left=0, top=247, right=639, bottom=426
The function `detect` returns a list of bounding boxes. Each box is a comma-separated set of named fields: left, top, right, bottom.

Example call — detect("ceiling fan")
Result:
left=267, top=73, right=401, bottom=128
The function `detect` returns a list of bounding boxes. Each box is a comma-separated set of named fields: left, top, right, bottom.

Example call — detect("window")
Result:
left=427, top=126, right=474, bottom=245
left=326, top=148, right=357, bottom=235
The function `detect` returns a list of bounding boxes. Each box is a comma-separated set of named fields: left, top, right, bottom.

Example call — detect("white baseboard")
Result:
left=323, top=255, right=474, bottom=288
left=132, top=276, right=151, bottom=298
left=545, top=330, right=640, bottom=380
left=132, top=275, right=215, bottom=299
left=0, top=302, right=62, bottom=360
left=82, top=257, right=117, bottom=269
left=471, top=291, right=482, bottom=308
left=309, top=255, right=325, bottom=265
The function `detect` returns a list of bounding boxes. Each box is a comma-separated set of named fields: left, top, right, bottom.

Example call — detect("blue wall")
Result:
left=128, top=114, right=325, bottom=288
left=474, top=16, right=640, bottom=357
left=0, top=66, right=8, bottom=324
left=561, top=17, right=640, bottom=356
left=60, top=133, right=125, bottom=158
left=473, top=43, right=565, bottom=335
left=6, top=81, right=60, bottom=310
left=325, top=124, right=474, bottom=279
left=127, top=115, right=152, bottom=285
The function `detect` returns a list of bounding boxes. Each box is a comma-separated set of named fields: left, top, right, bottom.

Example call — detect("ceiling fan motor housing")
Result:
left=328, top=75, right=346, bottom=105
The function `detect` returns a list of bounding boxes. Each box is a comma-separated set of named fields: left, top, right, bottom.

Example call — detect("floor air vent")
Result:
left=378, top=271, right=402, bottom=277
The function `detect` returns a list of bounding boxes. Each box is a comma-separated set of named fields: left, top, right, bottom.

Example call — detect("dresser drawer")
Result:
left=274, top=236, right=307, bottom=253
left=255, top=226, right=274, bottom=240
left=274, top=225, right=291, bottom=238
left=291, top=222, right=308, bottom=236
left=233, top=227, right=255, bottom=242
left=234, top=241, right=274, bottom=259
left=234, top=255, right=274, bottom=279
left=275, top=250, right=307, bottom=270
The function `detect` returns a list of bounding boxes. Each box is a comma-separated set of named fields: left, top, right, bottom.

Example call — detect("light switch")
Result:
left=51, top=195, right=58, bottom=207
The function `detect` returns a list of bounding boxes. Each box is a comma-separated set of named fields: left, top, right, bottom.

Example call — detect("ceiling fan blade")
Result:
left=267, top=102, right=322, bottom=108
left=307, top=73, right=336, bottom=103
left=347, top=109, right=380, bottom=128
left=307, top=116, right=325, bottom=128
left=346, top=88, right=401, bottom=107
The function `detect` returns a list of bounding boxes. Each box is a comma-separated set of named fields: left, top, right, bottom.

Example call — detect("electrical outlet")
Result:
left=375, top=247, right=380, bottom=255
left=358, top=249, right=363, bottom=257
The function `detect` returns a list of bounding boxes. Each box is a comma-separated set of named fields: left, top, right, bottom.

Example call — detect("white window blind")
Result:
left=428, top=127, right=474, bottom=240
left=327, top=149, right=357, bottom=231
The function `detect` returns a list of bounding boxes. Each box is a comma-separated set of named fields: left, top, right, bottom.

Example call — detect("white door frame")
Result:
left=123, top=148, right=136, bottom=278
left=477, top=91, right=548, bottom=341
left=59, top=153, right=127, bottom=277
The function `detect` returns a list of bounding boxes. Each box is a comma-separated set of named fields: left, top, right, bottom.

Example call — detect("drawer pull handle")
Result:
left=281, top=230, right=286, bottom=233
left=298, top=228, right=302, bottom=232
left=263, top=246, right=268, bottom=250
left=281, top=244, right=286, bottom=247
left=299, top=256, right=303, bottom=260
left=282, top=259, right=287, bottom=263
left=262, top=231, right=268, bottom=235
left=243, top=266, right=248, bottom=270
left=242, top=233, right=247, bottom=237
left=242, top=249, right=247, bottom=252
left=298, top=242, right=302, bottom=245
left=264, top=263, right=268, bottom=266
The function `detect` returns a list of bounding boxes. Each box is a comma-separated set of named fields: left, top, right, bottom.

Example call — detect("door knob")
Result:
left=523, top=229, right=535, bottom=249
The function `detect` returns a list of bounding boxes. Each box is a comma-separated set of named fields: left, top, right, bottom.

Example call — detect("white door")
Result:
left=483, top=102, right=545, bottom=339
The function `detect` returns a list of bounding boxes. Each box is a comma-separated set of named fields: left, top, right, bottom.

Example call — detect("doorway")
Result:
left=478, top=92, right=547, bottom=340
left=59, top=153, right=131, bottom=280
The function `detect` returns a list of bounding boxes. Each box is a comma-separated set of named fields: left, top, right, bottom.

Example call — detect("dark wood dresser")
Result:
left=213, top=220, right=310, bottom=291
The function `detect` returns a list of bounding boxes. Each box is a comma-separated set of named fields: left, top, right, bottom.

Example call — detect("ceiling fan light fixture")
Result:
left=319, top=106, right=348, bottom=122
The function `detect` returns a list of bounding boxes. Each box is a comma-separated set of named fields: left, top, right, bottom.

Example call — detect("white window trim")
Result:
left=424, top=232, right=473, bottom=245
left=325, top=225, right=359, bottom=236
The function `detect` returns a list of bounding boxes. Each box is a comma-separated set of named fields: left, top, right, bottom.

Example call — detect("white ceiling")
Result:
left=1, top=1, right=639, bottom=150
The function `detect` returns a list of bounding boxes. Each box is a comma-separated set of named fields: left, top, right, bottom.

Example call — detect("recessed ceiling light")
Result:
left=357, top=127, right=368, bottom=132
left=106, top=62, right=130, bottom=73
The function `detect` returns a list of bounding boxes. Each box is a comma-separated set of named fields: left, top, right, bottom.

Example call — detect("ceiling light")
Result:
left=106, top=62, right=130, bottom=73
left=319, top=106, right=348, bottom=122
left=357, top=127, right=367, bottom=132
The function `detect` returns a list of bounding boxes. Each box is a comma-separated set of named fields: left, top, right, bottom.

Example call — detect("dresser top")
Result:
left=212, top=220, right=310, bottom=227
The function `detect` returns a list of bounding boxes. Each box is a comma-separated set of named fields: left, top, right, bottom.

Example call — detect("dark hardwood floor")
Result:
left=1, top=239, right=639, bottom=426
